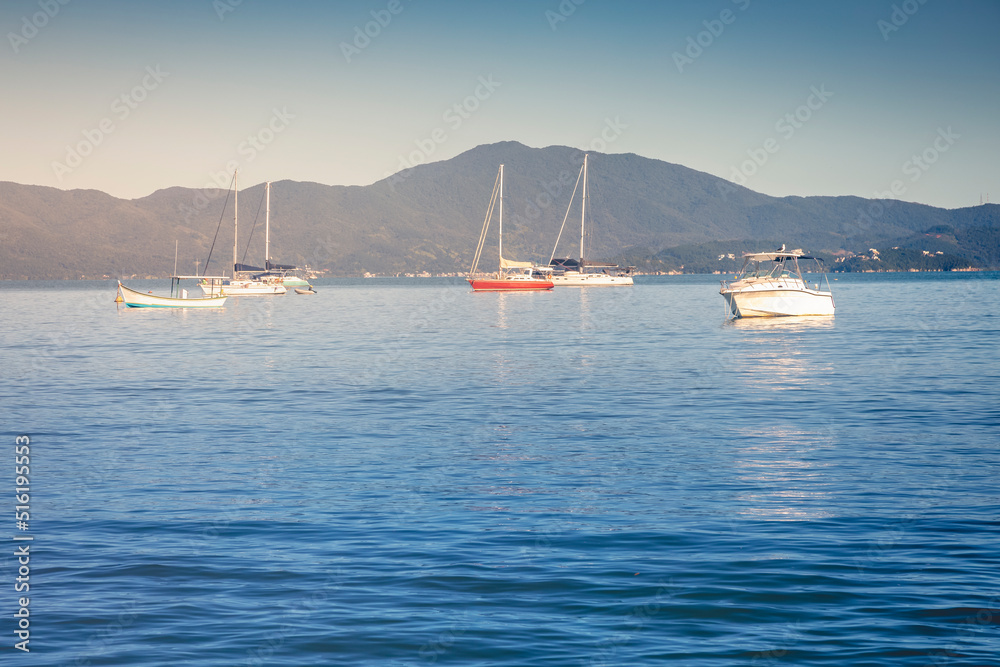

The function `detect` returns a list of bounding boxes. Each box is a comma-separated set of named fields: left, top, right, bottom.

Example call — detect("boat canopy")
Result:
left=742, top=251, right=815, bottom=261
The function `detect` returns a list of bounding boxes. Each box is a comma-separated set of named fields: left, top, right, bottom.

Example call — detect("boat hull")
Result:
left=721, top=286, right=834, bottom=317
left=468, top=278, right=554, bottom=291
left=199, top=281, right=287, bottom=296
left=118, top=282, right=227, bottom=308
left=551, top=272, right=633, bottom=286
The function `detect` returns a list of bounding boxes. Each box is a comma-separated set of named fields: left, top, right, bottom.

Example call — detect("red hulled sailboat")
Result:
left=467, top=164, right=553, bottom=292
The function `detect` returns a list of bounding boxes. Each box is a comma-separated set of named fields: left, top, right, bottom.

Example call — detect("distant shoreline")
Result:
left=2, top=267, right=991, bottom=282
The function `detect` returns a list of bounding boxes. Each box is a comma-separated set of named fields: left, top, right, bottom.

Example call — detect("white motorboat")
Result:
left=545, top=154, right=633, bottom=286
left=720, top=249, right=835, bottom=318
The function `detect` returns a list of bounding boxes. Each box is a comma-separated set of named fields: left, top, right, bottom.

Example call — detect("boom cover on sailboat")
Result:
left=234, top=263, right=266, bottom=273
left=499, top=257, right=533, bottom=269
left=266, top=260, right=297, bottom=271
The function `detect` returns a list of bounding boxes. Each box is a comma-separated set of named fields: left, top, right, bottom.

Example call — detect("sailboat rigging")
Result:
left=199, top=172, right=287, bottom=296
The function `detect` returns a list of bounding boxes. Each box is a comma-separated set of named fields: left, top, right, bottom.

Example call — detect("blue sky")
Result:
left=1, top=0, right=997, bottom=209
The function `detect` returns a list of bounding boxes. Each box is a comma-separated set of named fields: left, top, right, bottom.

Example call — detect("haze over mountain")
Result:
left=2, top=141, right=997, bottom=279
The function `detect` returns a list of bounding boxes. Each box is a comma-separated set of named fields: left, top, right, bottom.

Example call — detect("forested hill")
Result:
left=2, top=141, right=997, bottom=278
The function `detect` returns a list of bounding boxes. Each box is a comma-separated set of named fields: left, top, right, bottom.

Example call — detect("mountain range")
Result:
left=1, top=141, right=997, bottom=279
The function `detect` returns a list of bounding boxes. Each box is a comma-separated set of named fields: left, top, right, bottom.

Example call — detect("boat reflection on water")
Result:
left=723, top=307, right=839, bottom=521
left=724, top=315, right=836, bottom=331
left=731, top=423, right=838, bottom=521
left=725, top=311, right=835, bottom=388
left=494, top=291, right=509, bottom=329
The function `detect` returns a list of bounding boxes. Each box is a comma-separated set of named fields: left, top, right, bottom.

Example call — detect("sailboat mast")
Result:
left=498, top=163, right=504, bottom=272
left=265, top=181, right=271, bottom=269
left=580, top=153, right=588, bottom=263
left=233, top=170, right=239, bottom=274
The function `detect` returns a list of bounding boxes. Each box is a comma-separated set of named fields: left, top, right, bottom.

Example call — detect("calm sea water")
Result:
left=2, top=273, right=998, bottom=666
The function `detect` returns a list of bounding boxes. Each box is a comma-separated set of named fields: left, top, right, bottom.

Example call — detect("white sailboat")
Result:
left=200, top=173, right=287, bottom=296
left=546, top=154, right=634, bottom=286
left=259, top=181, right=311, bottom=286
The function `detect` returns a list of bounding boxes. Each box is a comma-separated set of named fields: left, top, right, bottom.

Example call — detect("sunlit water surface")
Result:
left=2, top=273, right=998, bottom=665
